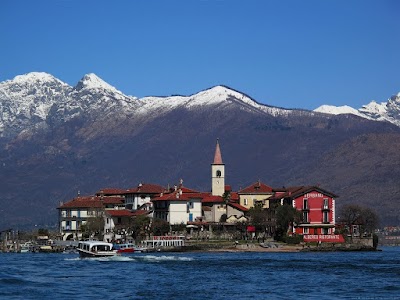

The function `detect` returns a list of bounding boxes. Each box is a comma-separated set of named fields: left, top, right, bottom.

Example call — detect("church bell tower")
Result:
left=211, top=139, right=225, bottom=196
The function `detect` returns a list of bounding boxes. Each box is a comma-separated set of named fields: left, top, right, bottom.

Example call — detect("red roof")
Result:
left=102, top=197, right=125, bottom=205
left=152, top=191, right=204, bottom=202
left=269, top=186, right=338, bottom=199
left=228, top=202, right=249, bottom=212
left=229, top=192, right=239, bottom=202
left=201, top=195, right=224, bottom=203
left=124, top=183, right=165, bottom=194
left=96, top=188, right=126, bottom=196
left=238, top=181, right=273, bottom=194
left=106, top=210, right=134, bottom=217
left=58, top=196, right=103, bottom=209
left=59, top=195, right=124, bottom=209
left=179, top=186, right=200, bottom=193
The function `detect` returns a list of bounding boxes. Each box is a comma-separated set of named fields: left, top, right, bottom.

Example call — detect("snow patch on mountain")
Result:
left=12, top=72, right=68, bottom=86
left=137, top=85, right=294, bottom=118
left=75, top=73, right=121, bottom=93
left=314, top=93, right=400, bottom=127
left=314, top=105, right=363, bottom=116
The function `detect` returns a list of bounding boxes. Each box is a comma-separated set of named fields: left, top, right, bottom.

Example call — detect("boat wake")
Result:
left=64, top=255, right=193, bottom=262
left=140, top=255, right=194, bottom=262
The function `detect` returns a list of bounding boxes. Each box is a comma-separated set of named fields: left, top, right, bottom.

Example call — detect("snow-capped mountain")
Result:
left=138, top=85, right=294, bottom=117
left=1, top=72, right=399, bottom=141
left=314, top=93, right=400, bottom=127
left=0, top=72, right=140, bottom=137
left=0, top=72, right=71, bottom=135
left=0, top=73, right=299, bottom=138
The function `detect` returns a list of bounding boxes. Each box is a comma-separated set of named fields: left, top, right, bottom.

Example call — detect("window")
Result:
left=323, top=211, right=329, bottom=223
left=323, top=198, right=329, bottom=209
left=303, top=199, right=308, bottom=209
left=303, top=211, right=309, bottom=223
left=304, top=228, right=309, bottom=234
left=244, top=198, right=248, bottom=206
left=216, top=170, right=221, bottom=177
left=322, top=228, right=329, bottom=235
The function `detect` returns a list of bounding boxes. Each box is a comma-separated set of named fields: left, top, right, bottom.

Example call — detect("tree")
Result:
left=151, top=218, right=170, bottom=236
left=274, top=205, right=302, bottom=241
left=340, top=204, right=379, bottom=236
left=83, top=216, right=104, bottom=240
left=131, top=215, right=151, bottom=241
left=247, top=206, right=268, bottom=233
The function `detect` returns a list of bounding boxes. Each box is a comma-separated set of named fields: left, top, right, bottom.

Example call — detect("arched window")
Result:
left=216, top=170, right=221, bottom=177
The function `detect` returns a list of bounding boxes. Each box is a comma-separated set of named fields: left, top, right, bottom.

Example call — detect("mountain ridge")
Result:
left=1, top=72, right=400, bottom=229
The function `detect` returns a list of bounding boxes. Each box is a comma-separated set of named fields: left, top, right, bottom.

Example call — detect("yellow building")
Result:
left=238, top=181, right=274, bottom=210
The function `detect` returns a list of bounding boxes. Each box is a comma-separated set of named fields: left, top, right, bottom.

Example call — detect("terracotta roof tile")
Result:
left=58, top=196, right=103, bottom=209
left=228, top=202, right=249, bottom=212
left=238, top=181, right=273, bottom=194
left=106, top=210, right=134, bottom=217
left=96, top=188, right=126, bottom=196
left=124, top=183, right=165, bottom=194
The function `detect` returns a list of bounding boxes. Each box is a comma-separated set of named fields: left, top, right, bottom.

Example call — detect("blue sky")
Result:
left=1, top=0, right=399, bottom=110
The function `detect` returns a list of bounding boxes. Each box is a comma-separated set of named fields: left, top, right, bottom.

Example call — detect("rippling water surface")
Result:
left=1, top=247, right=400, bottom=299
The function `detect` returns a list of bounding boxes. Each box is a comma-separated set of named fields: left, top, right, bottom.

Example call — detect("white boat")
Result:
left=77, top=241, right=118, bottom=258
left=20, top=242, right=33, bottom=253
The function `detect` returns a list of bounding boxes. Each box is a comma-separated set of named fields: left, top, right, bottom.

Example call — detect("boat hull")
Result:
left=77, top=249, right=118, bottom=258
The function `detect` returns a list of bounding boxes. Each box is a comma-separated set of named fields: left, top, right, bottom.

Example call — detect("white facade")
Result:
left=125, top=194, right=153, bottom=210
left=211, top=164, right=225, bottom=196
left=168, top=199, right=202, bottom=224
left=59, top=207, right=101, bottom=240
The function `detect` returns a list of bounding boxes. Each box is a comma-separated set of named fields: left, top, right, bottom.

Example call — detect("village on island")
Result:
left=1, top=140, right=377, bottom=254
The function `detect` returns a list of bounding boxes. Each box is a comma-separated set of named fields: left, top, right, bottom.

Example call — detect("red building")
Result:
left=273, top=186, right=338, bottom=236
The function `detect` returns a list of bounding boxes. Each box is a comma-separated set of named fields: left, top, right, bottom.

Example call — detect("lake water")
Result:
left=1, top=247, right=400, bottom=299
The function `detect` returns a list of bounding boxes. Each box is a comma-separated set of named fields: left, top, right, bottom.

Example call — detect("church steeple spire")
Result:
left=213, top=138, right=223, bottom=165
left=211, top=139, right=225, bottom=196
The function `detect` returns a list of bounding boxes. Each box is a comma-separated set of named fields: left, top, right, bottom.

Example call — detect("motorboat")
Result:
left=114, top=243, right=148, bottom=253
left=114, top=243, right=136, bottom=253
left=77, top=241, right=118, bottom=258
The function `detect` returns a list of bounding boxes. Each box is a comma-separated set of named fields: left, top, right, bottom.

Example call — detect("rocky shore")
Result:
left=172, top=241, right=379, bottom=253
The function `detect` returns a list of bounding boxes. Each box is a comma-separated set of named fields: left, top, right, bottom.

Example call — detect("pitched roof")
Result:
left=124, top=183, right=165, bottom=194
left=270, top=186, right=338, bottom=199
left=201, top=195, right=224, bottom=203
left=105, top=210, right=135, bottom=217
left=229, top=192, right=239, bottom=202
left=96, top=188, right=126, bottom=196
left=238, top=181, right=273, bottom=194
left=102, top=197, right=125, bottom=205
left=58, top=195, right=125, bottom=209
left=228, top=202, right=249, bottom=212
left=152, top=191, right=204, bottom=202
left=58, top=196, right=103, bottom=209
